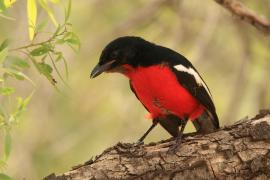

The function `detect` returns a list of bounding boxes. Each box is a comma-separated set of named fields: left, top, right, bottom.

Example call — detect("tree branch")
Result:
left=214, top=0, right=270, bottom=34
left=44, top=110, right=270, bottom=179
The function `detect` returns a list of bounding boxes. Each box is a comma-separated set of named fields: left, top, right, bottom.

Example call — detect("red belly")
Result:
left=124, top=65, right=205, bottom=120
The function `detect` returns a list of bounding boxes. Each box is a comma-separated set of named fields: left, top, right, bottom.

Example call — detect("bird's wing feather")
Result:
left=169, top=60, right=219, bottom=128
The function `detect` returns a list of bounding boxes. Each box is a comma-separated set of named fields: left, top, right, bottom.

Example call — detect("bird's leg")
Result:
left=168, top=116, right=189, bottom=152
left=136, top=118, right=159, bottom=145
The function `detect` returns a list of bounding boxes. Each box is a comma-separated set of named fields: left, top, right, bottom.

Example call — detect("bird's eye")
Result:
left=111, top=51, right=118, bottom=59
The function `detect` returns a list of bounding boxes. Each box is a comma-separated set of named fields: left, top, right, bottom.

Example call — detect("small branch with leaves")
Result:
left=0, top=0, right=80, bottom=178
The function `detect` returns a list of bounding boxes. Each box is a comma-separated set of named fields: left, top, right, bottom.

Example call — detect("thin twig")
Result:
left=214, top=0, right=270, bottom=34
left=10, top=28, right=66, bottom=51
left=48, top=52, right=70, bottom=88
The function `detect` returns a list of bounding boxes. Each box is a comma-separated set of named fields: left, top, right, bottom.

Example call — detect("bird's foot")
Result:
left=167, top=142, right=180, bottom=153
left=167, top=135, right=184, bottom=153
left=134, top=140, right=144, bottom=146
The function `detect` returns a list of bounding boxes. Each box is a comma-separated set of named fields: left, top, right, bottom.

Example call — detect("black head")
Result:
left=90, top=36, right=155, bottom=78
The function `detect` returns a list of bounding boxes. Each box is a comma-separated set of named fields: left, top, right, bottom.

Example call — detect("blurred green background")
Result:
left=1, top=0, right=270, bottom=179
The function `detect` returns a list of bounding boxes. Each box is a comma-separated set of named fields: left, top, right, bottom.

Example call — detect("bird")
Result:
left=90, top=36, right=219, bottom=151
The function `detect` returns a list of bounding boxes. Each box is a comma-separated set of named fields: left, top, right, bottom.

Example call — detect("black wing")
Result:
left=169, top=60, right=219, bottom=129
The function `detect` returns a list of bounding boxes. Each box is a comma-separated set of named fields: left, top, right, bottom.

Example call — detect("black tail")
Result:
left=192, top=110, right=219, bottom=134
left=158, top=111, right=219, bottom=137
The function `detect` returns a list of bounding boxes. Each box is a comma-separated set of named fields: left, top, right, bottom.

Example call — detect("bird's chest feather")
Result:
left=123, top=64, right=202, bottom=119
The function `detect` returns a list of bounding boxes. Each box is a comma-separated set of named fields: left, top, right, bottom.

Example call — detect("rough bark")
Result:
left=44, top=110, right=270, bottom=180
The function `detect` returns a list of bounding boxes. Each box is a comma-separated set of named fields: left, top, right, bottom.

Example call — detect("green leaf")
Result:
left=0, top=39, right=9, bottom=51
left=13, top=71, right=35, bottom=85
left=54, top=52, right=63, bottom=62
left=0, top=1, right=6, bottom=12
left=27, top=0, right=37, bottom=40
left=30, top=44, right=52, bottom=56
left=2, top=68, right=35, bottom=85
left=38, top=0, right=58, bottom=26
left=0, top=77, right=4, bottom=82
left=0, top=160, right=7, bottom=168
left=4, top=0, right=17, bottom=8
left=63, top=32, right=81, bottom=52
left=0, top=105, right=6, bottom=120
left=0, top=39, right=9, bottom=63
left=10, top=71, right=25, bottom=80
left=0, top=47, right=8, bottom=64
left=53, top=52, right=69, bottom=78
left=0, top=87, right=15, bottom=95
left=5, top=56, right=30, bottom=69
left=62, top=31, right=72, bottom=39
left=0, top=173, right=12, bottom=180
left=18, top=93, right=33, bottom=111
left=0, top=13, right=16, bottom=20
left=11, top=92, right=34, bottom=121
left=4, top=131, right=11, bottom=160
left=30, top=57, right=56, bottom=85
left=55, top=39, right=65, bottom=44
left=19, top=93, right=33, bottom=110
left=36, top=62, right=56, bottom=84
left=37, top=62, right=53, bottom=74
left=0, top=122, right=5, bottom=129
left=52, top=25, right=62, bottom=38
left=48, top=0, right=59, bottom=3
left=66, top=38, right=80, bottom=45
left=65, top=0, right=71, bottom=22
left=62, top=56, right=69, bottom=78
left=36, top=20, right=48, bottom=33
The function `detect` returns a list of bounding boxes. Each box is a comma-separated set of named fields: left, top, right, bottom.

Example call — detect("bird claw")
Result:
left=167, top=135, right=184, bottom=153
left=167, top=143, right=180, bottom=154
left=134, top=140, right=144, bottom=146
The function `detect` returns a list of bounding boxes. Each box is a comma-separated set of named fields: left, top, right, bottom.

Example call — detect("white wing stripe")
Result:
left=174, top=64, right=212, bottom=98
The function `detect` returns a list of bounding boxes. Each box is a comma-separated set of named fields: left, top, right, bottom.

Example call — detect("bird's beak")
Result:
left=90, top=60, right=116, bottom=78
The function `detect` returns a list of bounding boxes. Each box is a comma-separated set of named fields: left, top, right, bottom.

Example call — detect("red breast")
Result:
left=122, top=64, right=205, bottom=120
